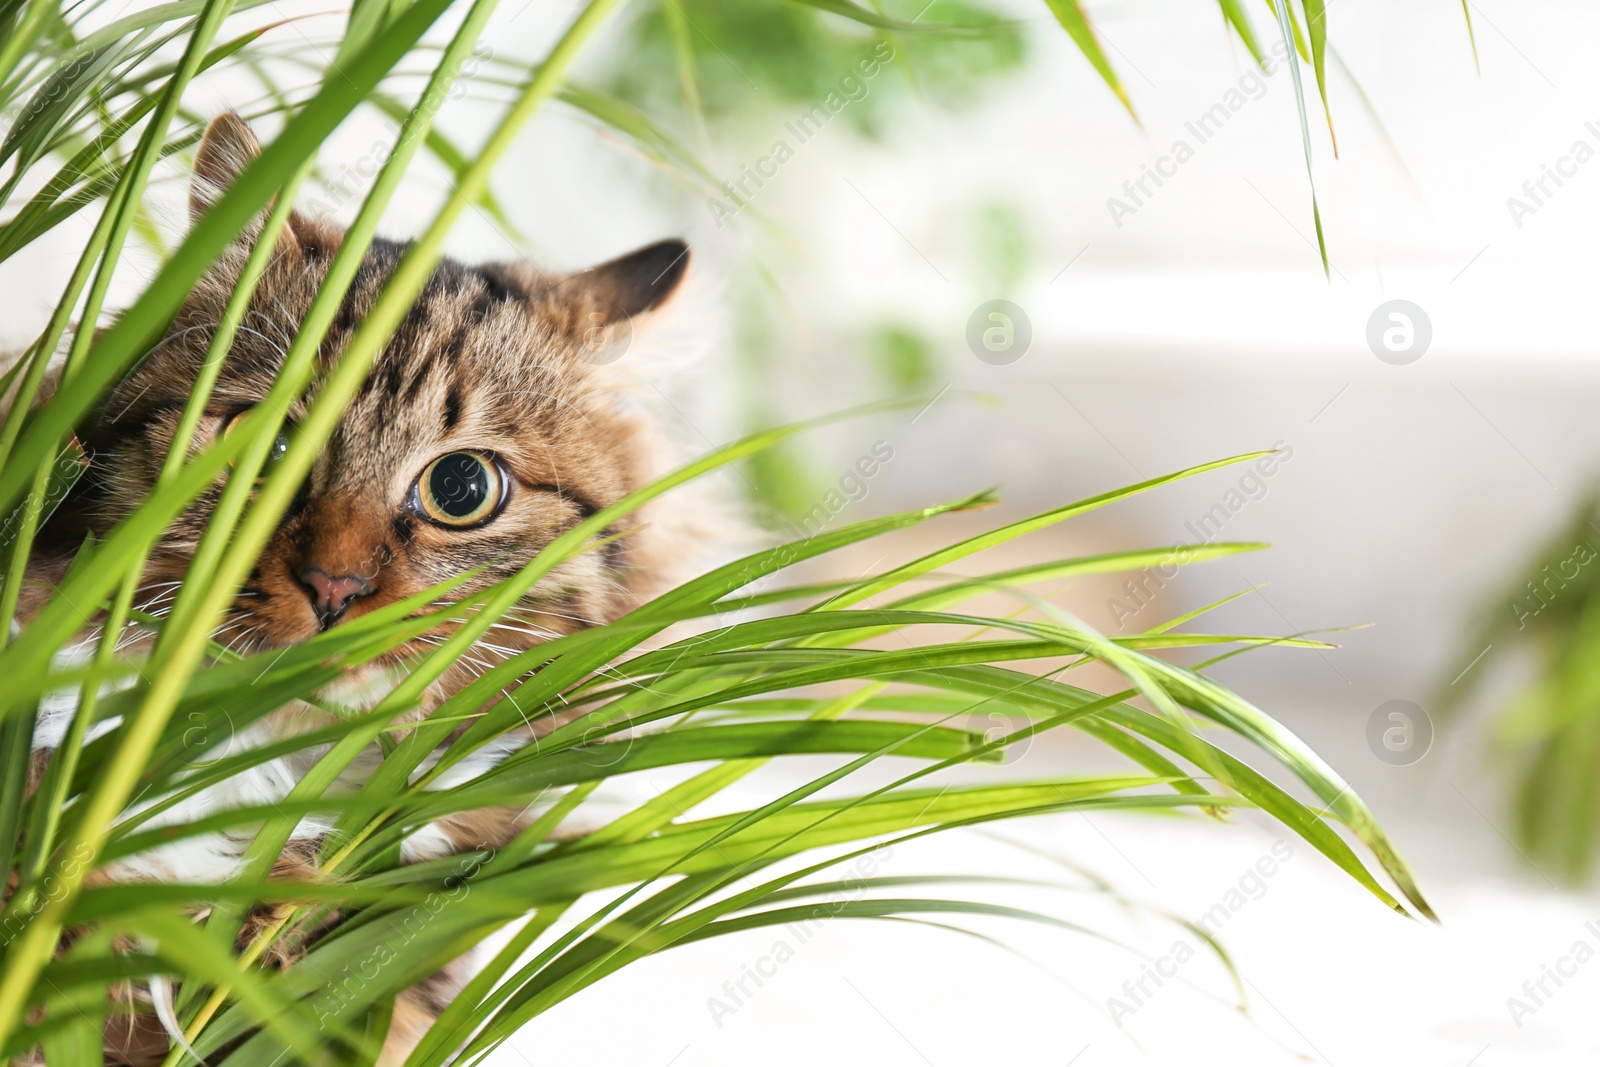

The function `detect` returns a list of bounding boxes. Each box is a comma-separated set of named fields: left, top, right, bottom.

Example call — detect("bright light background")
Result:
left=9, top=0, right=1599, bottom=1062
left=501, top=1, right=1600, bottom=1061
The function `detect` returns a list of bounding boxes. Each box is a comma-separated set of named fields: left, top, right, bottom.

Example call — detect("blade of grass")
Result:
left=1040, top=0, right=1136, bottom=123
left=1271, top=0, right=1328, bottom=276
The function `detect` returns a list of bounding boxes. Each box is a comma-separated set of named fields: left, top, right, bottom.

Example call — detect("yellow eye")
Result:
left=223, top=407, right=290, bottom=480
left=416, top=451, right=505, bottom=527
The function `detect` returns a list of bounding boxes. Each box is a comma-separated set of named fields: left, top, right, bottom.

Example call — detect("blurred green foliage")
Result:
left=868, top=323, right=937, bottom=391
left=606, top=0, right=1029, bottom=522
left=607, top=0, right=1025, bottom=135
left=1442, top=489, right=1600, bottom=882
left=971, top=198, right=1029, bottom=295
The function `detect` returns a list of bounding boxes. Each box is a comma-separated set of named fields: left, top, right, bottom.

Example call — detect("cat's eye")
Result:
left=415, top=451, right=506, bottom=528
left=223, top=408, right=290, bottom=481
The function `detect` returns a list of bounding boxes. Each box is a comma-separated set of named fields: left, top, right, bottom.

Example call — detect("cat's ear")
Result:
left=573, top=239, right=691, bottom=326
left=554, top=239, right=691, bottom=366
left=190, top=112, right=258, bottom=224
left=190, top=112, right=301, bottom=253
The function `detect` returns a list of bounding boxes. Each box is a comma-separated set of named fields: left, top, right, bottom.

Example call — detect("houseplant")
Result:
left=0, top=0, right=1437, bottom=1062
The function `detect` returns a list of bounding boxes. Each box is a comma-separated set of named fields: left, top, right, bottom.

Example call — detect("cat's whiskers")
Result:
left=505, top=599, right=603, bottom=628
left=230, top=322, right=290, bottom=363
left=136, top=580, right=184, bottom=594
left=28, top=115, right=713, bottom=1022
left=484, top=620, right=560, bottom=642
left=247, top=306, right=295, bottom=350
left=460, top=642, right=503, bottom=665
left=453, top=656, right=491, bottom=680
left=413, top=600, right=571, bottom=650
left=210, top=615, right=264, bottom=659
left=113, top=626, right=150, bottom=654
left=134, top=587, right=181, bottom=616
left=210, top=621, right=243, bottom=649
left=146, top=323, right=224, bottom=361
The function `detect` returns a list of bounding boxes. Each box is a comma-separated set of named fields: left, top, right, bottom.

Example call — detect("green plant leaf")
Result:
left=1039, top=0, right=1136, bottom=122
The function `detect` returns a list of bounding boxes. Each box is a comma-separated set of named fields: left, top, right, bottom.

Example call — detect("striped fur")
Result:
left=16, top=113, right=722, bottom=1065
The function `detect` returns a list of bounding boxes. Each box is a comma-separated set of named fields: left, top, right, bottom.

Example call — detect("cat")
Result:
left=12, top=112, right=719, bottom=1066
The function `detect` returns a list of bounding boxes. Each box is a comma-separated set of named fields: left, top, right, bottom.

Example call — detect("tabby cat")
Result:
left=14, top=112, right=714, bottom=1065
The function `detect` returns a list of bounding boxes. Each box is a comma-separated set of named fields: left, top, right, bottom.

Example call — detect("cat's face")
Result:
left=66, top=114, right=690, bottom=686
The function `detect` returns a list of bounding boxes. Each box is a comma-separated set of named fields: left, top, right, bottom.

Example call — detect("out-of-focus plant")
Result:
left=607, top=0, right=1027, bottom=133
left=1440, top=491, right=1600, bottom=883
left=596, top=0, right=1442, bottom=517
left=0, top=0, right=1446, bottom=1062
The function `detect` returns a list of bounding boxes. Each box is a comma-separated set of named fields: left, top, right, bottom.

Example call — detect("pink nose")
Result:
left=296, top=566, right=373, bottom=625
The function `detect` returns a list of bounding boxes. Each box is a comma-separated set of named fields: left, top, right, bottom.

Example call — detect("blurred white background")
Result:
left=9, top=0, right=1600, bottom=1061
